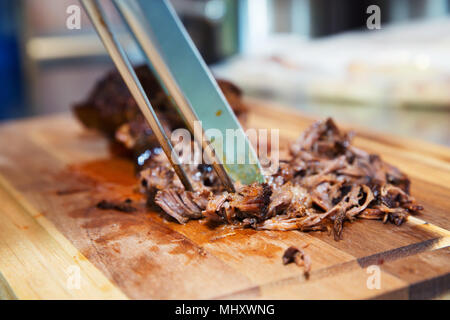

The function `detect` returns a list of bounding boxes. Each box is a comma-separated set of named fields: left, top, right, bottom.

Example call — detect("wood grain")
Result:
left=0, top=101, right=449, bottom=300
left=0, top=175, right=127, bottom=300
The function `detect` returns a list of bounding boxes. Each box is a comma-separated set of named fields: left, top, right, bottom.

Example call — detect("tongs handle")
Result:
left=81, top=0, right=193, bottom=191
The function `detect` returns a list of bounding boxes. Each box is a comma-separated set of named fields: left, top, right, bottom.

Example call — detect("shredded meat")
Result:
left=138, top=118, right=422, bottom=239
left=74, top=67, right=422, bottom=241
left=154, top=188, right=210, bottom=224
left=282, top=246, right=311, bottom=277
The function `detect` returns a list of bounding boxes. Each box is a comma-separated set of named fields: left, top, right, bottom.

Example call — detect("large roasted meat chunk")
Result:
left=73, top=65, right=248, bottom=164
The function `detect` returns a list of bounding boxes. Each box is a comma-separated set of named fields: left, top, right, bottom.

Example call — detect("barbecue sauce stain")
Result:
left=67, top=157, right=285, bottom=265
left=70, top=158, right=137, bottom=187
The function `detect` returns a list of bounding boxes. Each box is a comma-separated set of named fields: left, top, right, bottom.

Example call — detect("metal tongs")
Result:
left=81, top=0, right=265, bottom=192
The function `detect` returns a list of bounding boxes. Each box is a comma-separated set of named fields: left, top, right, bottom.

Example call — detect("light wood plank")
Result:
left=0, top=175, right=127, bottom=300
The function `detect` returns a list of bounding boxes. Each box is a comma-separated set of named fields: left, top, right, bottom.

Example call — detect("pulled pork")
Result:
left=282, top=246, right=311, bottom=276
left=74, top=66, right=422, bottom=240
left=141, top=118, right=423, bottom=240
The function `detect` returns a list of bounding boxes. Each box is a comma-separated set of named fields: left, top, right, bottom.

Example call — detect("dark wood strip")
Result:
left=377, top=247, right=450, bottom=299
left=356, top=238, right=445, bottom=268
left=216, top=237, right=448, bottom=299
left=246, top=99, right=450, bottom=162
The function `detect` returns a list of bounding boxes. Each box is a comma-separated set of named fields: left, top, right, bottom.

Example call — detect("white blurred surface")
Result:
left=214, top=18, right=450, bottom=146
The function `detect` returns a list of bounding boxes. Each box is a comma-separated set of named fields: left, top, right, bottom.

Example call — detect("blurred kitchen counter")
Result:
left=214, top=18, right=450, bottom=147
left=258, top=95, right=450, bottom=147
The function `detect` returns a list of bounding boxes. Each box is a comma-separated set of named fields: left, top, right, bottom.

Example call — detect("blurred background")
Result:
left=1, top=0, right=450, bottom=145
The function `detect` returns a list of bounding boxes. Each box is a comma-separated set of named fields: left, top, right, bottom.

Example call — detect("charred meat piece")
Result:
left=74, top=65, right=249, bottom=167
left=139, top=154, right=181, bottom=203
left=203, top=183, right=272, bottom=225
left=74, top=65, right=173, bottom=137
left=290, top=118, right=352, bottom=158
left=282, top=246, right=311, bottom=276
left=139, top=153, right=223, bottom=205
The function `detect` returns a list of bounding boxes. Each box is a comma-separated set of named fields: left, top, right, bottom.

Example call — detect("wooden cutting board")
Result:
left=0, top=99, right=449, bottom=300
